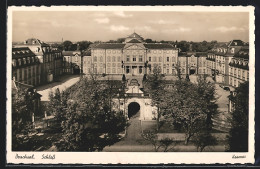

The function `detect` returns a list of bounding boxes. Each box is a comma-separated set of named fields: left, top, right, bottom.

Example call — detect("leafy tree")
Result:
left=54, top=75, right=128, bottom=151
left=62, top=40, right=73, bottom=51
left=12, top=86, right=35, bottom=150
left=145, top=38, right=153, bottom=43
left=177, top=41, right=190, bottom=52
left=48, top=88, right=67, bottom=129
left=226, top=81, right=249, bottom=152
left=117, top=38, right=125, bottom=43
left=193, top=127, right=217, bottom=152
left=141, top=131, right=175, bottom=152
left=164, top=78, right=218, bottom=145
left=143, top=65, right=166, bottom=130
left=78, top=41, right=92, bottom=51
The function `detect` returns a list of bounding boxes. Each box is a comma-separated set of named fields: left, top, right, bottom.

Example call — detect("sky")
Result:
left=12, top=11, right=249, bottom=42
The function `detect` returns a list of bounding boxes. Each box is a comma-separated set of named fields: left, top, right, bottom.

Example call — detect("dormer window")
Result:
left=27, top=57, right=30, bottom=64
left=12, top=59, right=16, bottom=67
left=18, top=59, right=21, bottom=66
left=231, top=48, right=235, bottom=54
left=23, top=58, right=26, bottom=64
left=32, top=57, right=34, bottom=63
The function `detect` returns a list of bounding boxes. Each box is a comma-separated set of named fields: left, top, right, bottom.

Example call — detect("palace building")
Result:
left=88, top=32, right=179, bottom=76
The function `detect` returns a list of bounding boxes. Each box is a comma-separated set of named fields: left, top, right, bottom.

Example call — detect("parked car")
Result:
left=223, top=87, right=230, bottom=91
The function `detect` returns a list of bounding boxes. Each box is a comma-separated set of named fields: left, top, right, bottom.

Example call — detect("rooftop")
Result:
left=12, top=47, right=36, bottom=59
left=144, top=43, right=176, bottom=49
left=92, top=43, right=125, bottom=49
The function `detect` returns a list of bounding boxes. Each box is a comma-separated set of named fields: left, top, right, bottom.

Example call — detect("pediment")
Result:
left=124, top=44, right=146, bottom=50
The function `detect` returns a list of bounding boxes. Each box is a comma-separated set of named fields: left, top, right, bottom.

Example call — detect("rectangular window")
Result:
left=242, top=71, right=245, bottom=80
left=139, top=66, right=142, bottom=74
left=149, top=57, right=151, bottom=62
left=117, top=56, right=121, bottom=62
left=126, top=55, right=130, bottom=62
left=94, top=56, right=97, bottom=62
left=117, top=68, right=121, bottom=73
left=113, top=56, right=116, bottom=62
left=159, top=57, right=162, bottom=62
left=167, top=57, right=169, bottom=62
left=139, top=55, right=143, bottom=62
left=167, top=69, right=169, bottom=74
left=107, top=56, right=111, bottom=62
left=133, top=56, right=136, bottom=62
left=126, top=66, right=130, bottom=74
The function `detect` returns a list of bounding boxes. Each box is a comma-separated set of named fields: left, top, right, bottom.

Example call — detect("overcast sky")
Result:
left=12, top=11, right=249, bottom=42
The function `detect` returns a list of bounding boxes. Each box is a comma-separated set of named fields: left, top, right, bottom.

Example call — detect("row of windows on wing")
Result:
left=92, top=50, right=176, bottom=54
left=229, top=68, right=249, bottom=81
left=12, top=56, right=38, bottom=67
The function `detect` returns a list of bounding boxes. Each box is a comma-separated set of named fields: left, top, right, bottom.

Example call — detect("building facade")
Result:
left=178, top=52, right=207, bottom=76
left=89, top=33, right=179, bottom=76
left=62, top=51, right=82, bottom=74
left=12, top=47, right=41, bottom=86
left=228, top=46, right=249, bottom=88
left=206, top=40, right=246, bottom=86
left=13, top=38, right=63, bottom=85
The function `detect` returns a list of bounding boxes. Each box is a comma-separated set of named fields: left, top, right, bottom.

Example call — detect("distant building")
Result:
left=13, top=38, right=63, bottom=84
left=12, top=47, right=41, bottom=86
left=89, top=32, right=179, bottom=76
left=206, top=40, right=246, bottom=86
left=178, top=52, right=207, bottom=76
left=82, top=49, right=92, bottom=74
left=228, top=45, right=249, bottom=87
left=62, top=51, right=82, bottom=74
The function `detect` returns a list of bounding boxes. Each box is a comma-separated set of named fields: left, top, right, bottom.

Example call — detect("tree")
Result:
left=54, top=75, right=128, bottom=151
left=141, top=131, right=175, bottom=152
left=193, top=127, right=217, bottom=152
left=62, top=40, right=73, bottom=51
left=78, top=41, right=92, bottom=51
left=117, top=38, right=125, bottom=43
left=48, top=88, right=67, bottom=129
left=226, top=81, right=249, bottom=152
left=145, top=39, right=153, bottom=43
left=164, top=78, right=218, bottom=145
left=12, top=86, right=35, bottom=150
left=143, top=65, right=166, bottom=130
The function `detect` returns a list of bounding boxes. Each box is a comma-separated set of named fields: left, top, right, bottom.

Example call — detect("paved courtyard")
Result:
left=36, top=75, right=80, bottom=101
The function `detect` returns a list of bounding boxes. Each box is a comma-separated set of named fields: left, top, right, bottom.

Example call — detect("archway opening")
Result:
left=128, top=102, right=140, bottom=118
left=190, top=69, right=196, bottom=75
left=73, top=65, right=80, bottom=74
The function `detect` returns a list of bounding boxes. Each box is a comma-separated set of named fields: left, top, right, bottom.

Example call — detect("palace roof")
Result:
left=233, top=46, right=249, bottom=59
left=127, top=32, right=143, bottom=39
left=127, top=39, right=142, bottom=43
left=12, top=47, right=36, bottom=59
left=144, top=43, right=176, bottom=49
left=15, top=38, right=50, bottom=47
left=92, top=43, right=125, bottom=49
